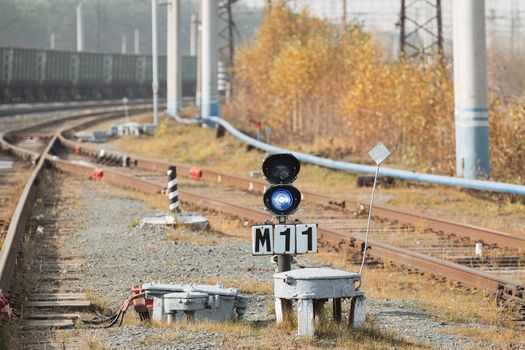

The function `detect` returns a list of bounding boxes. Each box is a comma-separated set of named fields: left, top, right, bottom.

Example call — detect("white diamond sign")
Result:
left=368, top=142, right=390, bottom=165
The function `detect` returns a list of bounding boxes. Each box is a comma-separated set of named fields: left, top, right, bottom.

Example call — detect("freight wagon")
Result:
left=0, top=47, right=196, bottom=103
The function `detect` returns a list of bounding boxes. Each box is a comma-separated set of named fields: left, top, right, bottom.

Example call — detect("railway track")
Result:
left=1, top=107, right=524, bottom=347
left=0, top=152, right=32, bottom=251
left=0, top=104, right=151, bottom=348
left=49, top=117, right=525, bottom=311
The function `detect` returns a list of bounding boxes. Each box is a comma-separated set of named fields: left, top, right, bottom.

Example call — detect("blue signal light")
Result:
left=263, top=184, right=301, bottom=215
left=270, top=189, right=294, bottom=211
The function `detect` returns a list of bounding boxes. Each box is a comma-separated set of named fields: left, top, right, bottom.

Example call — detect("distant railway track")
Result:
left=1, top=107, right=524, bottom=340
left=0, top=98, right=155, bottom=117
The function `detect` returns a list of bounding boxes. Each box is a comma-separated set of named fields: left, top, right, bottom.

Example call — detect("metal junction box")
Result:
left=143, top=282, right=248, bottom=323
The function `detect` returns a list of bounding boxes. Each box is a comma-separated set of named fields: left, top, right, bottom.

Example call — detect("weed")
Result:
left=84, top=288, right=111, bottom=315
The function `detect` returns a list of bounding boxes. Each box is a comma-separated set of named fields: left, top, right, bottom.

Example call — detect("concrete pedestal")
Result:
left=273, top=268, right=366, bottom=336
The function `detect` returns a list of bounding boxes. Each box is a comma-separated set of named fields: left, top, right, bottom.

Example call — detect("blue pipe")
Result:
left=167, top=113, right=525, bottom=196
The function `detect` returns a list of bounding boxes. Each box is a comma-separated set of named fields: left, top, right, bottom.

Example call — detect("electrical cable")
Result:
left=81, top=292, right=145, bottom=328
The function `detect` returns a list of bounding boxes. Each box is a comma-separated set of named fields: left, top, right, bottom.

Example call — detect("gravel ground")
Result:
left=54, top=176, right=485, bottom=349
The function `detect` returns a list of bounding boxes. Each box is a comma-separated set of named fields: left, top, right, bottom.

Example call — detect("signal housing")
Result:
left=262, top=153, right=302, bottom=216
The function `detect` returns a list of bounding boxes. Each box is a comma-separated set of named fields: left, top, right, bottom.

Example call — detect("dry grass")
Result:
left=81, top=340, right=106, bottom=350
left=0, top=165, right=33, bottom=247
left=311, top=248, right=525, bottom=348
left=94, top=183, right=433, bottom=348
left=53, top=330, right=107, bottom=350
left=84, top=288, right=111, bottom=315
left=127, top=217, right=141, bottom=228
left=312, top=247, right=510, bottom=324
left=443, top=325, right=525, bottom=347
left=110, top=116, right=525, bottom=237
left=93, top=181, right=523, bottom=346
left=144, top=318, right=425, bottom=349
left=0, top=321, right=19, bottom=349
left=78, top=128, right=525, bottom=348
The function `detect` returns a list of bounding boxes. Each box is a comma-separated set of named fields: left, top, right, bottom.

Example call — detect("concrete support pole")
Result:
left=201, top=0, right=220, bottom=121
left=121, top=35, right=127, bottom=54
left=297, top=299, right=314, bottom=336
left=151, top=0, right=159, bottom=126
left=190, top=14, right=198, bottom=56
left=167, top=0, right=182, bottom=115
left=453, top=0, right=490, bottom=178
left=50, top=33, right=56, bottom=50
left=134, top=29, right=140, bottom=54
left=196, top=4, right=202, bottom=107
left=76, top=3, right=84, bottom=52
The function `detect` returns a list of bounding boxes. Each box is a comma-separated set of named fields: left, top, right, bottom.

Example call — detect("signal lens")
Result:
left=271, top=189, right=293, bottom=211
left=262, top=153, right=300, bottom=184
left=263, top=184, right=301, bottom=216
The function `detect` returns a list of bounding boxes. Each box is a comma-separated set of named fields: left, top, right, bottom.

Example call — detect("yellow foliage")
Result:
left=230, top=1, right=525, bottom=183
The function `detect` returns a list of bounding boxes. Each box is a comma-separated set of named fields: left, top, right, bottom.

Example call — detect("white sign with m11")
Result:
left=252, top=224, right=317, bottom=256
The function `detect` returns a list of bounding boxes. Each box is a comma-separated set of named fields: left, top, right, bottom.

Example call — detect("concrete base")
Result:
left=297, top=299, right=315, bottom=336
left=273, top=268, right=366, bottom=336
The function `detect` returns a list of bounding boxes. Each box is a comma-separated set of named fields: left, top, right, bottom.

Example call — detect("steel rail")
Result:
left=4, top=117, right=524, bottom=307
left=4, top=111, right=525, bottom=309
left=0, top=104, right=149, bottom=158
left=39, top=157, right=524, bottom=304
left=0, top=104, right=151, bottom=312
left=56, top=134, right=525, bottom=251
left=0, top=135, right=55, bottom=292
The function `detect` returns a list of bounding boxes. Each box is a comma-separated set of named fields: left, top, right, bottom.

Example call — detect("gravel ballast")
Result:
left=53, top=176, right=484, bottom=349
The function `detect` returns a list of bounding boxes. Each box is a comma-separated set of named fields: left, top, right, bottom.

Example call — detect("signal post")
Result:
left=251, top=153, right=318, bottom=323
left=251, top=153, right=374, bottom=336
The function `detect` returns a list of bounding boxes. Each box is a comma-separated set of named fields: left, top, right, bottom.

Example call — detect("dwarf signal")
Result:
left=252, top=153, right=317, bottom=257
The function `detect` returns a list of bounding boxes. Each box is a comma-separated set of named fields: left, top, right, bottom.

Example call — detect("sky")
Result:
left=241, top=0, right=521, bottom=42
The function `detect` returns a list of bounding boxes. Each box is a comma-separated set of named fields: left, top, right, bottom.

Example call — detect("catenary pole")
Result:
left=200, top=0, right=220, bottom=123
left=167, top=0, right=182, bottom=115
left=151, top=0, right=159, bottom=126
left=76, top=3, right=84, bottom=52
left=453, top=0, right=490, bottom=178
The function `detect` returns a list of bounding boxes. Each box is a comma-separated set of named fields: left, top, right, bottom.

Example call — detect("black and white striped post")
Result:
left=167, top=166, right=180, bottom=213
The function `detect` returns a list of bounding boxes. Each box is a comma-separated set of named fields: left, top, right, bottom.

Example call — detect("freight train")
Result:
left=0, top=47, right=196, bottom=103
